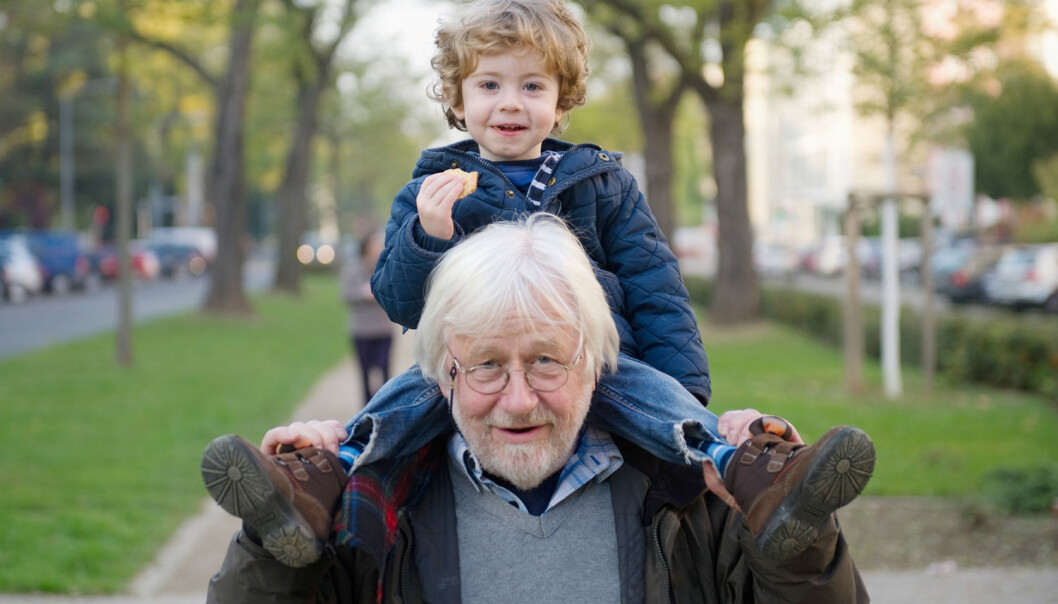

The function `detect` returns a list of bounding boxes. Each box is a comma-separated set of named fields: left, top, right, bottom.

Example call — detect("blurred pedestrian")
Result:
left=341, top=231, right=393, bottom=403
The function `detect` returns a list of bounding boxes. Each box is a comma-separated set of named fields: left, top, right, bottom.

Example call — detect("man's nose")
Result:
left=498, top=369, right=537, bottom=413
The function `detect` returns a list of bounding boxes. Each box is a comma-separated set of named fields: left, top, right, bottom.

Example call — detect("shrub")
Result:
left=979, top=464, right=1058, bottom=516
left=685, top=275, right=1058, bottom=401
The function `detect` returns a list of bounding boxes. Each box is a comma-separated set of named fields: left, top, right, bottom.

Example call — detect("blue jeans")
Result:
left=340, top=352, right=722, bottom=472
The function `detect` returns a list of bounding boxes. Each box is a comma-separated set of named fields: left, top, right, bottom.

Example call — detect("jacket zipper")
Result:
left=449, top=151, right=524, bottom=198
left=448, top=143, right=599, bottom=206
left=653, top=514, right=672, bottom=604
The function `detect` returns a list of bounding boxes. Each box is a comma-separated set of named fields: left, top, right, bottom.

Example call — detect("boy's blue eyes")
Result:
left=477, top=81, right=544, bottom=92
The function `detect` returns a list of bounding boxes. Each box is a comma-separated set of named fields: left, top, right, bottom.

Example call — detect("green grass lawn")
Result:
left=1, top=283, right=1056, bottom=594
left=700, top=320, right=1058, bottom=498
left=0, top=275, right=347, bottom=593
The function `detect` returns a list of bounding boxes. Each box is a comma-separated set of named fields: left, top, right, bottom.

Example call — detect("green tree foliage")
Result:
left=964, top=58, right=1058, bottom=200
left=323, top=59, right=443, bottom=234
left=0, top=5, right=126, bottom=229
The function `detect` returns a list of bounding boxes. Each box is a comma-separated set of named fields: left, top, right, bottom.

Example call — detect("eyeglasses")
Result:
left=449, top=351, right=583, bottom=394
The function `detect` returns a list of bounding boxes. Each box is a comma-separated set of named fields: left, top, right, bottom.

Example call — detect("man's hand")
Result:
left=261, top=420, right=348, bottom=456
left=416, top=172, right=467, bottom=240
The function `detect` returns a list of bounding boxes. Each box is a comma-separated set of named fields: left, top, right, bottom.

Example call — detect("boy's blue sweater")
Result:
left=371, top=138, right=711, bottom=404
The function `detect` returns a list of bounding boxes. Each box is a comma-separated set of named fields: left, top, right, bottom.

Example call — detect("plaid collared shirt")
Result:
left=448, top=425, right=624, bottom=514
left=525, top=150, right=562, bottom=206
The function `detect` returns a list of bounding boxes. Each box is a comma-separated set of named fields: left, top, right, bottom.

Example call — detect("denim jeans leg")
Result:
left=342, top=364, right=451, bottom=471
left=590, top=353, right=722, bottom=465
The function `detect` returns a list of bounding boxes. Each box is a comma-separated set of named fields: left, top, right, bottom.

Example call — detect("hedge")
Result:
left=684, top=276, right=1058, bottom=400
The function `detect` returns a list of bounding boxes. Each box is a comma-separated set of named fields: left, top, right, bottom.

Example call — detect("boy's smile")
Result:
left=453, top=48, right=562, bottom=162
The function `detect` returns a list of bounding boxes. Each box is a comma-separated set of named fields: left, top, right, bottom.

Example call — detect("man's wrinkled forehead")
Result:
left=448, top=318, right=577, bottom=351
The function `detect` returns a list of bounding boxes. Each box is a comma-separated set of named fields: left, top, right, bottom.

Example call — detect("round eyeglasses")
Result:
left=449, top=352, right=583, bottom=394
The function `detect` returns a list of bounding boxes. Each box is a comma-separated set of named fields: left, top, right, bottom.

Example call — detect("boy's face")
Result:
left=453, top=48, right=562, bottom=162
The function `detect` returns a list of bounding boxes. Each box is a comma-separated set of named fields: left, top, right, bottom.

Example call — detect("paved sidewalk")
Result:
left=2, top=325, right=1056, bottom=602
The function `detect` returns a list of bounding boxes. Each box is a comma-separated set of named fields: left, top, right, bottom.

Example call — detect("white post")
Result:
left=881, top=129, right=902, bottom=398
left=186, top=144, right=205, bottom=227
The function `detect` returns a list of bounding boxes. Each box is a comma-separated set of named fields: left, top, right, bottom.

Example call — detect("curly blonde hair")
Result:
left=429, top=0, right=591, bottom=133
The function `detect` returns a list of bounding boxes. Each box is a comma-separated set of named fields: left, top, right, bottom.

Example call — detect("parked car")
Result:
left=144, top=241, right=207, bottom=279
left=941, top=244, right=1005, bottom=305
left=0, top=238, right=44, bottom=303
left=297, top=231, right=338, bottom=270
left=1045, top=285, right=1058, bottom=314
left=930, top=239, right=978, bottom=292
left=984, top=243, right=1058, bottom=310
left=149, top=226, right=216, bottom=263
left=90, top=242, right=160, bottom=282
left=802, top=235, right=876, bottom=278
left=754, top=242, right=800, bottom=276
left=0, top=229, right=93, bottom=294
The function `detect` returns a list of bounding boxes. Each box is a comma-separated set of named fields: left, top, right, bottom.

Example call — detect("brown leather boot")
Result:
left=723, top=417, right=875, bottom=560
left=201, top=434, right=347, bottom=567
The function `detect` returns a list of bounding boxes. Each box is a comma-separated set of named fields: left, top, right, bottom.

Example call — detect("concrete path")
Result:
left=2, top=326, right=1056, bottom=603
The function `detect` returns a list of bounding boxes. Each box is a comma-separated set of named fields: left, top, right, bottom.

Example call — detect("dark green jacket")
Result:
left=207, top=437, right=868, bottom=603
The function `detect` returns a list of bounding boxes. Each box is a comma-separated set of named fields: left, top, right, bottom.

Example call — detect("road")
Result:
left=5, top=264, right=1050, bottom=362
left=0, top=254, right=273, bottom=360
left=763, top=272, right=1057, bottom=323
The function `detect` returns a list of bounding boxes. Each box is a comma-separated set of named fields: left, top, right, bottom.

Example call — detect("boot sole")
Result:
left=200, top=434, right=323, bottom=568
left=757, top=426, right=875, bottom=560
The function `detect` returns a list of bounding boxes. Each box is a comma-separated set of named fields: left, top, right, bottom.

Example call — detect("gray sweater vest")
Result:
left=449, top=461, right=622, bottom=603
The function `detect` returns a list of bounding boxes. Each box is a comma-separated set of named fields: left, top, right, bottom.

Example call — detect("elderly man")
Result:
left=203, top=215, right=872, bottom=602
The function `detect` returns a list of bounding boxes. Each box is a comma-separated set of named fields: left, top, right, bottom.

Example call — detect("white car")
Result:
left=149, top=227, right=217, bottom=263
left=0, top=238, right=44, bottom=303
left=985, top=243, right=1058, bottom=310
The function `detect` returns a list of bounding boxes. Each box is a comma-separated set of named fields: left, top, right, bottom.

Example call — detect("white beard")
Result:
left=453, top=396, right=589, bottom=490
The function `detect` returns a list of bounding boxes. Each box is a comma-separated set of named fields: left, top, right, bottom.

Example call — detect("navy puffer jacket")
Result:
left=371, top=138, right=710, bottom=403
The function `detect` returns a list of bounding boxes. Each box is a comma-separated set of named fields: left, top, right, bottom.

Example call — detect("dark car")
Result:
left=942, top=244, right=1005, bottom=305
left=0, top=229, right=93, bottom=294
left=145, top=241, right=207, bottom=279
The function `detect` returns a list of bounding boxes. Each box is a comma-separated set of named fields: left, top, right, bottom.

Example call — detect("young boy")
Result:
left=345, top=0, right=725, bottom=474
left=202, top=0, right=874, bottom=569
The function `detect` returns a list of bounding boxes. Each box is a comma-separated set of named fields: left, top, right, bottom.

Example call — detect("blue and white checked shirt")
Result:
left=448, top=425, right=624, bottom=514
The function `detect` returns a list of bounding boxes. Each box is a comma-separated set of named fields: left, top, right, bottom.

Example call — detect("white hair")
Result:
left=414, top=214, right=619, bottom=384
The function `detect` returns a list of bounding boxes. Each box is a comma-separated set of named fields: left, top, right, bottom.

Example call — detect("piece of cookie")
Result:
left=444, top=168, right=478, bottom=199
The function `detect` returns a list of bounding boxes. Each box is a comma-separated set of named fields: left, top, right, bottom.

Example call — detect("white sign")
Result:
left=927, top=147, right=975, bottom=229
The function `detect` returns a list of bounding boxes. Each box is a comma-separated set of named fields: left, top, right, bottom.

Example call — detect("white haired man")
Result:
left=203, top=214, right=872, bottom=602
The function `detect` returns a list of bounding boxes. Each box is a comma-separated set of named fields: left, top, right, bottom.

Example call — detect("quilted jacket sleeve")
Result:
left=593, top=170, right=712, bottom=403
left=370, top=179, right=466, bottom=330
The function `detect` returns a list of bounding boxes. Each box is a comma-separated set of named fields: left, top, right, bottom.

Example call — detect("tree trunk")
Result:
left=273, top=68, right=329, bottom=294
left=203, top=0, right=259, bottom=315
left=627, top=37, right=680, bottom=244
left=705, top=96, right=759, bottom=324
left=114, top=13, right=134, bottom=366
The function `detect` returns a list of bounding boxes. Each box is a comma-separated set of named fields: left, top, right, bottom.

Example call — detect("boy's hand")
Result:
left=715, top=408, right=803, bottom=447
left=261, top=420, right=348, bottom=456
left=704, top=410, right=805, bottom=511
left=417, top=172, right=467, bottom=240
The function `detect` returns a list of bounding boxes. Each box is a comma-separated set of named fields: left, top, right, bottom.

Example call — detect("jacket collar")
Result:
left=414, top=137, right=606, bottom=179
